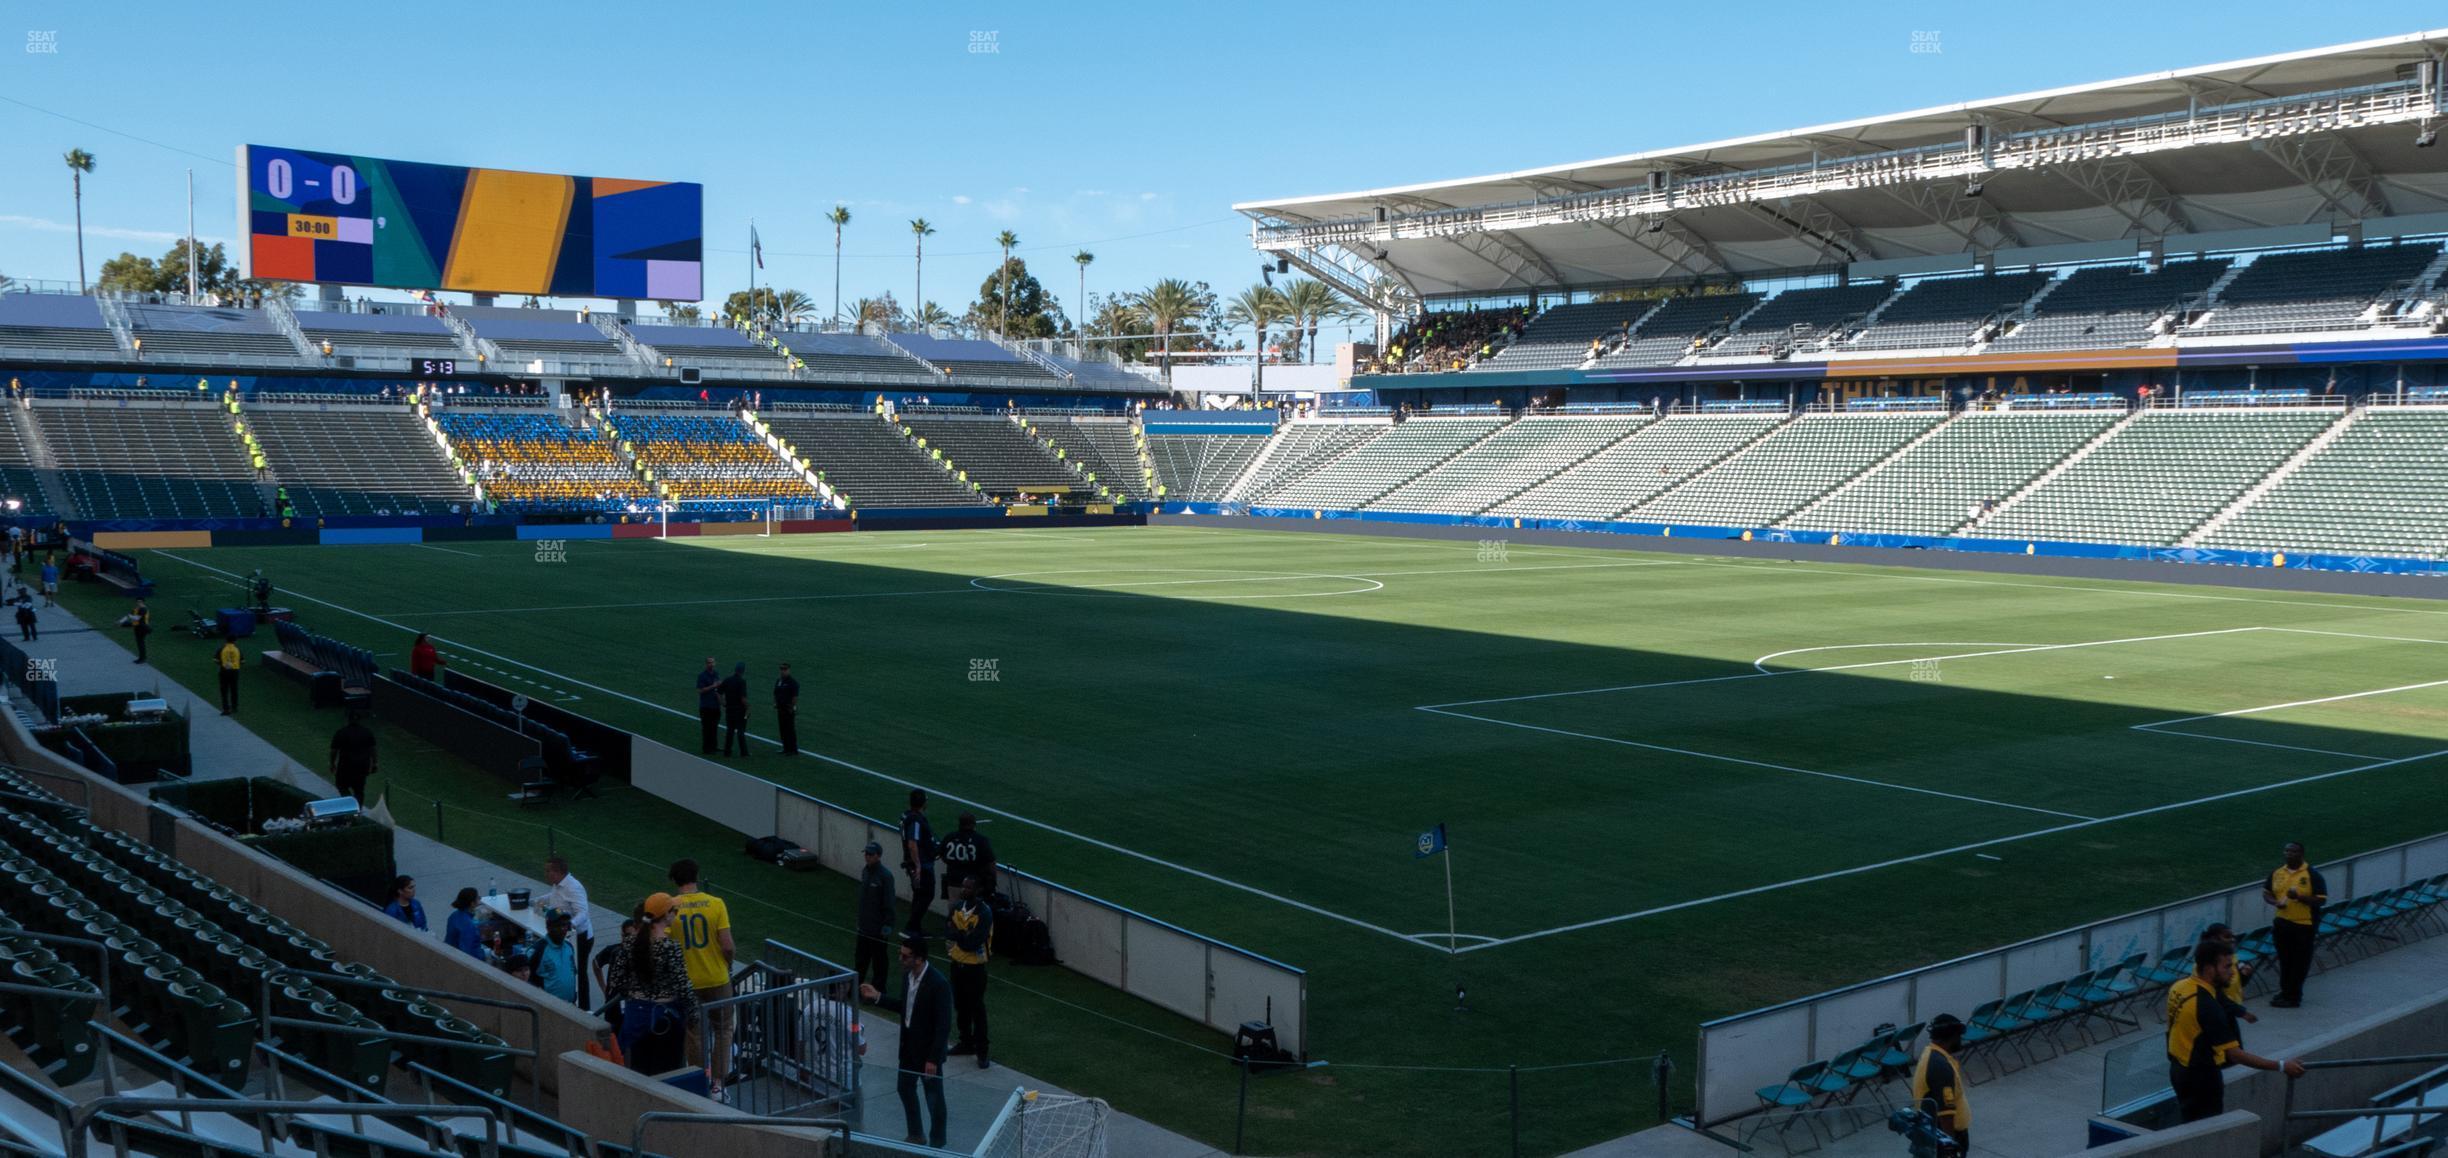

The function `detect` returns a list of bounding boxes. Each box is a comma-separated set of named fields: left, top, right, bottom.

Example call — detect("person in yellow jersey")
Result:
left=2262, top=841, right=2328, bottom=1008
left=2166, top=941, right=2301, bottom=1122
left=214, top=632, right=243, bottom=715
left=945, top=878, right=995, bottom=1070
left=1910, top=1014, right=1970, bottom=1149
left=664, top=859, right=735, bottom=1096
left=2199, top=924, right=2259, bottom=1033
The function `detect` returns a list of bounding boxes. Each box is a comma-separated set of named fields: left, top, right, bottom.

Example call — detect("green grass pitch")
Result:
left=75, top=525, right=2448, bottom=1155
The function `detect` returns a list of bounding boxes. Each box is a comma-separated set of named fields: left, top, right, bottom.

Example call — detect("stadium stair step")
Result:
left=260, top=299, right=322, bottom=361
left=588, top=316, right=662, bottom=374
left=1962, top=405, right=2145, bottom=536
left=2179, top=405, right=2365, bottom=546
left=91, top=295, right=139, bottom=355
left=1612, top=409, right=1797, bottom=519
left=1776, top=408, right=1968, bottom=527
left=1465, top=418, right=1652, bottom=515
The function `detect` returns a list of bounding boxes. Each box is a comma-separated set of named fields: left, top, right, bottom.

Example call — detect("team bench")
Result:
left=74, top=543, right=154, bottom=598
left=261, top=620, right=375, bottom=708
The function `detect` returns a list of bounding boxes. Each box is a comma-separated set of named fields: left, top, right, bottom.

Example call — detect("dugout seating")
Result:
left=124, top=305, right=301, bottom=364
left=0, top=294, right=121, bottom=356
left=34, top=402, right=260, bottom=520
left=380, top=671, right=594, bottom=795
left=1258, top=417, right=1505, bottom=510
left=80, top=546, right=153, bottom=598
left=1594, top=294, right=1765, bottom=368
left=901, top=413, right=1081, bottom=495
left=1630, top=412, right=1943, bottom=527
left=2200, top=407, right=2448, bottom=559
left=1978, top=406, right=2337, bottom=545
left=1368, top=416, right=1647, bottom=514
left=264, top=621, right=375, bottom=707
left=1028, top=414, right=1152, bottom=500
left=1784, top=410, right=2125, bottom=536
left=1488, top=413, right=1786, bottom=520
left=2191, top=243, right=2443, bottom=337
left=762, top=410, right=987, bottom=508
left=436, top=412, right=649, bottom=511
left=242, top=405, right=470, bottom=516
left=1844, top=271, right=2056, bottom=352
left=1147, top=432, right=1269, bottom=501
left=608, top=412, right=817, bottom=502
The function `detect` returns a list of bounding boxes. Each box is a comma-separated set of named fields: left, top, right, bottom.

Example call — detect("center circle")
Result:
left=969, top=568, right=1384, bottom=600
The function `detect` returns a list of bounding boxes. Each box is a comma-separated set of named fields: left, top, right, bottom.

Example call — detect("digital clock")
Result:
left=413, top=358, right=459, bottom=376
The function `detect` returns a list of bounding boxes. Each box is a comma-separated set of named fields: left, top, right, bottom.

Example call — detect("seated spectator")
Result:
left=446, top=887, right=488, bottom=960
left=384, top=876, right=428, bottom=931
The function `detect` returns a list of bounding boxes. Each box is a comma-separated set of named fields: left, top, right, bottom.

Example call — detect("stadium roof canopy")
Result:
left=1238, top=30, right=2448, bottom=308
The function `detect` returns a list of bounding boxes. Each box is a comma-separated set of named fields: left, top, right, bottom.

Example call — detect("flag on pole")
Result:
left=751, top=225, right=765, bottom=270
left=1414, top=823, right=1447, bottom=859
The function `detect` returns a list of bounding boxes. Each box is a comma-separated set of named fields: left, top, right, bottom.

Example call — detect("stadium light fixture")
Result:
left=1964, top=180, right=1985, bottom=198
left=2419, top=125, right=2439, bottom=148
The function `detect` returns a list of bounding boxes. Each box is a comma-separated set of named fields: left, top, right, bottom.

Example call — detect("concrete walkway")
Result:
left=15, top=599, right=1221, bottom=1157
left=1566, top=922, right=2448, bottom=1157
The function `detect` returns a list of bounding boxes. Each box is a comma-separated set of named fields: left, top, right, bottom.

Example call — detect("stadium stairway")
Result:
left=2178, top=407, right=2366, bottom=546
left=1960, top=407, right=2147, bottom=538
left=1771, top=410, right=1966, bottom=527
left=1228, top=420, right=1391, bottom=503
left=1485, top=413, right=1790, bottom=522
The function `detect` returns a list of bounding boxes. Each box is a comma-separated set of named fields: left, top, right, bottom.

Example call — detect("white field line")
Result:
left=149, top=549, right=1439, bottom=950
left=1751, top=642, right=2040, bottom=674
left=2260, top=627, right=2448, bottom=646
left=1453, top=745, right=2448, bottom=953
left=1421, top=627, right=2264, bottom=710
left=1668, top=556, right=2448, bottom=619
left=1416, top=706, right=2096, bottom=821
left=2132, top=728, right=2390, bottom=761
left=410, top=544, right=483, bottom=558
left=2131, top=677, right=2448, bottom=729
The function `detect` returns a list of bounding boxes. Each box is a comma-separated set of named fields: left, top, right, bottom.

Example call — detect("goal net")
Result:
left=977, top=1090, right=1111, bottom=1158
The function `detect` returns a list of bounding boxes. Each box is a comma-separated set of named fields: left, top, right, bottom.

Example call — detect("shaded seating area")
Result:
left=292, top=310, right=464, bottom=363
left=244, top=404, right=471, bottom=516
left=902, top=413, right=1081, bottom=495
left=124, top=304, right=302, bottom=364
left=889, top=334, right=1063, bottom=382
left=0, top=294, right=122, bottom=356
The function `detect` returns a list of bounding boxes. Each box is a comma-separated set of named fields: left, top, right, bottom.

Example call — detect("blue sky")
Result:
left=0, top=2, right=2431, bottom=328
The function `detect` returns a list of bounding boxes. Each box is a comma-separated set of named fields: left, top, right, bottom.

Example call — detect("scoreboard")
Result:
left=238, top=145, right=702, bottom=301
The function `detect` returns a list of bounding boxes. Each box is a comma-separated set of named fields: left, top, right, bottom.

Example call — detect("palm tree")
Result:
left=63, top=149, right=95, bottom=294
left=911, top=300, right=954, bottom=332
left=666, top=303, right=702, bottom=323
left=909, top=219, right=935, bottom=325
left=850, top=294, right=902, bottom=331
left=1131, top=279, right=1214, bottom=384
left=772, top=288, right=816, bottom=325
left=1224, top=285, right=1290, bottom=395
left=825, top=205, right=851, bottom=328
left=1072, top=251, right=1094, bottom=357
left=1277, top=278, right=1358, bottom=364
left=993, top=231, right=1019, bottom=337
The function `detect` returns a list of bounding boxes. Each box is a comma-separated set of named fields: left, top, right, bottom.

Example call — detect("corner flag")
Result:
left=1414, top=823, right=1447, bottom=859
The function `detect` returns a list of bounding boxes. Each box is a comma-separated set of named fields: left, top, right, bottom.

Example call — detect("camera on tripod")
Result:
left=1885, top=1105, right=1964, bottom=1158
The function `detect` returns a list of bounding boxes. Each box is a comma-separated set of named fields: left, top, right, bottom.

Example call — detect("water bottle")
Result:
left=488, top=875, right=497, bottom=900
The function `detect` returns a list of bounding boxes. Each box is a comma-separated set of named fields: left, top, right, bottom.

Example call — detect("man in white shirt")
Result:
left=541, top=856, right=596, bottom=1005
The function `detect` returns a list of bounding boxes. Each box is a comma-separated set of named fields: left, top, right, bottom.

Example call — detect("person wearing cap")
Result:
left=608, top=893, right=695, bottom=1076
left=2262, top=841, right=2327, bottom=1008
left=938, top=812, right=996, bottom=899
left=861, top=932, right=952, bottom=1148
left=1911, top=1015, right=1971, bottom=1148
left=2167, top=939, right=2303, bottom=1122
left=856, top=841, right=896, bottom=997
left=533, top=913, right=579, bottom=1004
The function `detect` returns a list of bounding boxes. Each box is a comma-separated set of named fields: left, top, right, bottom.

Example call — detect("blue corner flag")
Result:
left=1414, top=823, right=1447, bottom=859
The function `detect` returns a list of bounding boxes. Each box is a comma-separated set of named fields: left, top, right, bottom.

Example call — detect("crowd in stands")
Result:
left=1368, top=305, right=1532, bottom=373
left=611, top=413, right=816, bottom=502
left=437, top=412, right=649, bottom=509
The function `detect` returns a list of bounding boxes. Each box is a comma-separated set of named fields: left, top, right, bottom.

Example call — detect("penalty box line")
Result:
left=1452, top=744, right=2448, bottom=954
left=150, top=551, right=1458, bottom=953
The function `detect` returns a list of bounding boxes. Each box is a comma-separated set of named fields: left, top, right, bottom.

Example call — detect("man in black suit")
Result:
left=862, top=932, right=952, bottom=1147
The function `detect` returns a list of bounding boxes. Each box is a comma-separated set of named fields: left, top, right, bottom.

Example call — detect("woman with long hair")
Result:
left=610, top=894, right=694, bottom=1074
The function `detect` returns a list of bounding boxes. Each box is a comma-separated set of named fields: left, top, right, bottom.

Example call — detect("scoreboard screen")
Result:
left=238, top=145, right=702, bottom=300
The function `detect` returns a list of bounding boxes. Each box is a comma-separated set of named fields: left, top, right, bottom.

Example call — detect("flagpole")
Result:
left=1443, top=842, right=1457, bottom=956
left=748, top=218, right=756, bottom=324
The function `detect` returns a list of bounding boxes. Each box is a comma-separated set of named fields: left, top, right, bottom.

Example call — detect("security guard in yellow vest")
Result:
left=2166, top=941, right=2300, bottom=1122
left=2262, top=842, right=2327, bottom=1007
left=1911, top=1014, right=1971, bottom=1148
left=215, top=635, right=242, bottom=714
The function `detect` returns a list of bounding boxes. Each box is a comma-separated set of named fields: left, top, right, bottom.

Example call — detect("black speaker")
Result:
left=679, top=367, right=703, bottom=385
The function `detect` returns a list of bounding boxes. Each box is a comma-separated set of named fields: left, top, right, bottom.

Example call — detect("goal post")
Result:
left=977, top=1090, right=1110, bottom=1158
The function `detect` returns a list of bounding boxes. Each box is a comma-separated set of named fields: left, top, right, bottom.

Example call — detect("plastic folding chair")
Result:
left=1745, top=1060, right=1829, bottom=1153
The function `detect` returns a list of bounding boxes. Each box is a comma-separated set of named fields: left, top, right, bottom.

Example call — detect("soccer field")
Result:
left=111, top=525, right=2448, bottom=1153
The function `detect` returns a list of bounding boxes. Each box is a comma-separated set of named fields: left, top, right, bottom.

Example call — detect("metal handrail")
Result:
left=630, top=1111, right=848, bottom=1158
left=257, top=967, right=550, bottom=1110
